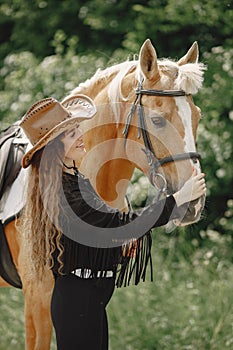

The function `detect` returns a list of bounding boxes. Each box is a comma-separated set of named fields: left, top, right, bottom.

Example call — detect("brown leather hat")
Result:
left=20, top=94, right=96, bottom=168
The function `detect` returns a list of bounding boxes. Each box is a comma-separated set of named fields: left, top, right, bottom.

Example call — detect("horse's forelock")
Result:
left=158, top=60, right=179, bottom=79
left=175, top=63, right=206, bottom=95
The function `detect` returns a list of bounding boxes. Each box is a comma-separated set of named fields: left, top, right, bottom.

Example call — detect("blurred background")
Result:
left=0, top=0, right=232, bottom=349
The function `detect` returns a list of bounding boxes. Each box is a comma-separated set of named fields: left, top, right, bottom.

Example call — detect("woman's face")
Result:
left=61, top=126, right=86, bottom=163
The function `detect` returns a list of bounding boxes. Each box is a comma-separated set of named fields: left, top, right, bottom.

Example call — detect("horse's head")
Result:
left=120, top=39, right=206, bottom=225
left=70, top=39, right=206, bottom=224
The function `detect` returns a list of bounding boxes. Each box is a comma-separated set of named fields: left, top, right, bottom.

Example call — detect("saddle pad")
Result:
left=0, top=157, right=29, bottom=223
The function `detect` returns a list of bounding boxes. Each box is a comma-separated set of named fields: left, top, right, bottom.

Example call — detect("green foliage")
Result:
left=0, top=288, right=25, bottom=349
left=0, top=0, right=90, bottom=61
left=0, top=288, right=56, bottom=350
left=108, top=229, right=233, bottom=349
left=0, top=2, right=232, bottom=346
left=1, top=231, right=233, bottom=349
left=123, top=0, right=233, bottom=56
left=0, top=7, right=232, bottom=233
left=0, top=50, right=107, bottom=128
left=198, top=47, right=233, bottom=193
left=1, top=0, right=232, bottom=64
left=196, top=46, right=233, bottom=235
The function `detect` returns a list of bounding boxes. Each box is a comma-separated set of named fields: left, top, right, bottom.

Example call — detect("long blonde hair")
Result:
left=18, top=137, right=65, bottom=277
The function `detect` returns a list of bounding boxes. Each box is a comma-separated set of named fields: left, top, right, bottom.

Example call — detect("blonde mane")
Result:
left=71, top=57, right=206, bottom=124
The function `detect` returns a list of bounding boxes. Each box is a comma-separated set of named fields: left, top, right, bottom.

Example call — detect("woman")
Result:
left=19, top=95, right=206, bottom=350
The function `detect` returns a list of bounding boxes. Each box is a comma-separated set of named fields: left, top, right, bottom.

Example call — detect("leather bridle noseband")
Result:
left=122, top=81, right=201, bottom=198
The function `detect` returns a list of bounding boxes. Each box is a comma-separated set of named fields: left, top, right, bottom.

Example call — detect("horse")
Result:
left=0, top=39, right=206, bottom=349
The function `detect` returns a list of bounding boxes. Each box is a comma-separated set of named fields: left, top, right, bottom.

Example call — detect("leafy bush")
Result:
left=0, top=50, right=107, bottom=128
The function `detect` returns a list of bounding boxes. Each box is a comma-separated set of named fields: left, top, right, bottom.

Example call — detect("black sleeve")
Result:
left=134, top=195, right=178, bottom=228
left=66, top=179, right=178, bottom=229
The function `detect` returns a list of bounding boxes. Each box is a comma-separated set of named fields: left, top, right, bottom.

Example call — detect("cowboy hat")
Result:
left=20, top=94, right=97, bottom=168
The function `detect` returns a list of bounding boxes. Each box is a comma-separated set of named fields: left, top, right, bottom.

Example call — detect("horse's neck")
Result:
left=89, top=158, right=135, bottom=210
left=80, top=119, right=135, bottom=210
left=76, top=69, right=139, bottom=210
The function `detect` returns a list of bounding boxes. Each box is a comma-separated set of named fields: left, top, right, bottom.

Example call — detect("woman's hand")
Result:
left=173, top=169, right=206, bottom=207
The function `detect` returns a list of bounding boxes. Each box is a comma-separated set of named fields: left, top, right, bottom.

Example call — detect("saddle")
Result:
left=0, top=122, right=28, bottom=289
left=0, top=122, right=26, bottom=198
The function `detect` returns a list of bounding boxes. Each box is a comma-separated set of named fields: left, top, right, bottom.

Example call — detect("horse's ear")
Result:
left=139, top=39, right=159, bottom=81
left=178, top=42, right=199, bottom=65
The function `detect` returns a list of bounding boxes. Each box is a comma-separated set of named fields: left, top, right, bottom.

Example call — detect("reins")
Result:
left=123, top=81, right=201, bottom=199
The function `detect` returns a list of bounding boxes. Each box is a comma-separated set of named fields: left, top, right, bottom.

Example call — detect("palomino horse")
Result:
left=1, top=39, right=206, bottom=349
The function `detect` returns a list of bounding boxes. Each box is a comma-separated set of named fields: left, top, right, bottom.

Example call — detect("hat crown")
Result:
left=19, top=94, right=97, bottom=168
left=20, top=98, right=70, bottom=146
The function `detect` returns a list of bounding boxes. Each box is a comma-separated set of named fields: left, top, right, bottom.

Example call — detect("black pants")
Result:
left=51, top=273, right=115, bottom=350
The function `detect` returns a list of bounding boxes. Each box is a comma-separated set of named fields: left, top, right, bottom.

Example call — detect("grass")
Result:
left=0, top=288, right=56, bottom=350
left=0, top=229, right=233, bottom=349
left=108, top=229, right=233, bottom=350
left=0, top=287, right=24, bottom=349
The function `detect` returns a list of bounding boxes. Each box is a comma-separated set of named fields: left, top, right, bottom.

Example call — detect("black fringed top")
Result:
left=53, top=171, right=178, bottom=287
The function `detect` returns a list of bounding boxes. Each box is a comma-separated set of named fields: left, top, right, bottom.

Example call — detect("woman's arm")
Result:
left=63, top=169, right=206, bottom=230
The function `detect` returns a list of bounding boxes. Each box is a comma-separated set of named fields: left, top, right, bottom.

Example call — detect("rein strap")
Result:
left=136, top=89, right=188, bottom=97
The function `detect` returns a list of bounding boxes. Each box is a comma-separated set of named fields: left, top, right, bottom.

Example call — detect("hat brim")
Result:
left=22, top=94, right=96, bottom=168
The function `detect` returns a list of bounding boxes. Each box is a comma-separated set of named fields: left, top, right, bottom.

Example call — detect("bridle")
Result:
left=122, top=81, right=201, bottom=198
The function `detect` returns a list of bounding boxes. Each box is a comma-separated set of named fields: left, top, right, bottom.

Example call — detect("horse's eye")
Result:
left=151, top=116, right=166, bottom=128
